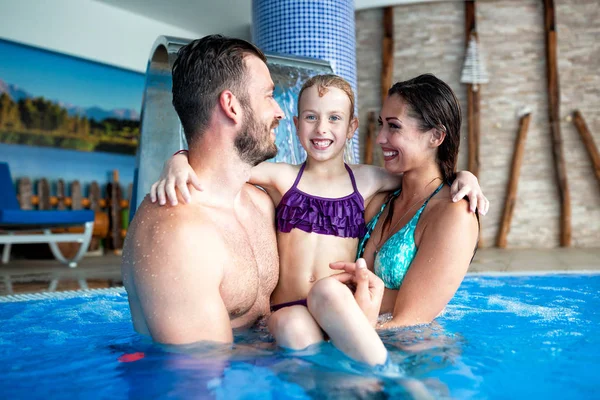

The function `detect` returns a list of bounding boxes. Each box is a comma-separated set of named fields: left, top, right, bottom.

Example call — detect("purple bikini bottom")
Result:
left=270, top=299, right=308, bottom=313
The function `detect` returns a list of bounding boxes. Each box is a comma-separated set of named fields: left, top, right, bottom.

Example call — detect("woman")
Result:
left=306, top=74, right=480, bottom=366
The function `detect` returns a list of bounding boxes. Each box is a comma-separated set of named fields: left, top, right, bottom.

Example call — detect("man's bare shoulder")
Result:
left=125, top=196, right=228, bottom=271
left=131, top=196, right=216, bottom=234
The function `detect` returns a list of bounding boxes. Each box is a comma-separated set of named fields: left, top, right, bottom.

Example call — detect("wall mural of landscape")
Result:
left=0, top=39, right=145, bottom=155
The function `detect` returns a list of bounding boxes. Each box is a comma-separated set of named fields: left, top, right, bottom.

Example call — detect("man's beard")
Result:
left=234, top=105, right=279, bottom=166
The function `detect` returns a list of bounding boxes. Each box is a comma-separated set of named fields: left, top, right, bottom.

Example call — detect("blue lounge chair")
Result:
left=0, top=162, right=95, bottom=268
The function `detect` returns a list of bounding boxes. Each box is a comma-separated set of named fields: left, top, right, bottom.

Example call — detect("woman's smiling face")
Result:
left=376, top=94, right=435, bottom=174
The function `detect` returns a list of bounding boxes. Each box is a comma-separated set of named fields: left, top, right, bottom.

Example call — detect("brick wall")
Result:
left=355, top=0, right=600, bottom=248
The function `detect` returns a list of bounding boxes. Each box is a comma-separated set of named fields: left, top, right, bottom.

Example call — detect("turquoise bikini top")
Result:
left=356, top=184, right=444, bottom=290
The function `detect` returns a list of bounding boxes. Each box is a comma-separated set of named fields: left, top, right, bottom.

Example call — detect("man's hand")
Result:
left=150, top=153, right=202, bottom=206
left=451, top=171, right=489, bottom=215
left=329, top=258, right=384, bottom=327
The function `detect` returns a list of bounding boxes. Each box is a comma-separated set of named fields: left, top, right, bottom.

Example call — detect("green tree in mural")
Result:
left=2, top=92, right=138, bottom=154
left=0, top=93, right=22, bottom=130
left=18, top=98, right=40, bottom=129
left=80, top=116, right=90, bottom=136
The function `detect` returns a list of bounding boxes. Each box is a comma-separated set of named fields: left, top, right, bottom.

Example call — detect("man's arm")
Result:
left=132, top=222, right=233, bottom=344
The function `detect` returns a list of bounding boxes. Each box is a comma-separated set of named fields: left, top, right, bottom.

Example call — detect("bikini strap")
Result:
left=356, top=187, right=401, bottom=259
left=344, top=164, right=360, bottom=194
left=370, top=188, right=401, bottom=228
left=386, top=188, right=402, bottom=206
left=421, top=183, right=444, bottom=208
left=290, top=162, right=307, bottom=190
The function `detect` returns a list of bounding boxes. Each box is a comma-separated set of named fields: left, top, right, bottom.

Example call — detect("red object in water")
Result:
left=118, top=352, right=145, bottom=363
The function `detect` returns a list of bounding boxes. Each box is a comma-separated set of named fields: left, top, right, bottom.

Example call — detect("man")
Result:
left=121, top=35, right=285, bottom=344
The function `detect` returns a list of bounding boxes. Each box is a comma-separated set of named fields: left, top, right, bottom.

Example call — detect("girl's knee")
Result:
left=268, top=306, right=323, bottom=350
left=269, top=306, right=302, bottom=330
left=307, top=278, right=352, bottom=314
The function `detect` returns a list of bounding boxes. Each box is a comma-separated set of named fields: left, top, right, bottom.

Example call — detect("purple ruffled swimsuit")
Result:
left=275, top=163, right=366, bottom=239
left=271, top=163, right=366, bottom=313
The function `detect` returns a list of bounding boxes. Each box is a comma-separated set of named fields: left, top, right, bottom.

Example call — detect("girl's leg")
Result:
left=268, top=305, right=324, bottom=350
left=307, top=277, right=388, bottom=366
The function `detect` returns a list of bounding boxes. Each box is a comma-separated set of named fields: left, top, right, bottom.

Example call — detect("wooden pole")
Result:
left=56, top=179, right=66, bottom=210
left=37, top=179, right=50, bottom=210
left=467, top=87, right=481, bottom=177
left=497, top=113, right=532, bottom=248
left=18, top=178, right=33, bottom=210
left=543, top=0, right=571, bottom=246
left=381, top=6, right=394, bottom=106
left=364, top=111, right=376, bottom=165
left=71, top=181, right=82, bottom=210
left=572, top=110, right=600, bottom=188
left=89, top=181, right=101, bottom=251
left=110, top=170, right=124, bottom=252
left=465, top=1, right=480, bottom=178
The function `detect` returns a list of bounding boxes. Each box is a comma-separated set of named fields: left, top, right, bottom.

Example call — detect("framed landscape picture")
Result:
left=0, top=39, right=144, bottom=155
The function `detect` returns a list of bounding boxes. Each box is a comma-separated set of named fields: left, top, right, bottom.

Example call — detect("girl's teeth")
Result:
left=383, top=151, right=398, bottom=157
left=312, top=140, right=332, bottom=147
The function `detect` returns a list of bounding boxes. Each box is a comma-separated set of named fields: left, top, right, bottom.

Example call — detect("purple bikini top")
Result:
left=275, top=163, right=366, bottom=238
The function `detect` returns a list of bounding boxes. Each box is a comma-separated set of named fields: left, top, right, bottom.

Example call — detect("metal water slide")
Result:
left=130, top=35, right=334, bottom=217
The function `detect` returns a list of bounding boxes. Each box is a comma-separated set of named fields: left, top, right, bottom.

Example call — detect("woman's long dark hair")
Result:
left=380, top=74, right=463, bottom=236
left=388, top=73, right=461, bottom=185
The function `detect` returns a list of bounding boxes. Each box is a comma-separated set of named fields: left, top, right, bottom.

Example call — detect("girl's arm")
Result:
left=149, top=152, right=293, bottom=206
left=247, top=161, right=298, bottom=205
left=249, top=161, right=288, bottom=190
left=150, top=153, right=200, bottom=206
left=357, top=165, right=489, bottom=215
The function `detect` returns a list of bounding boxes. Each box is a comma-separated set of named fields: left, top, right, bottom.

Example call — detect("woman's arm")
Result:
left=383, top=201, right=479, bottom=327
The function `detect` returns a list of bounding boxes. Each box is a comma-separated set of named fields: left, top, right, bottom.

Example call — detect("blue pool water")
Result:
left=1, top=274, right=598, bottom=399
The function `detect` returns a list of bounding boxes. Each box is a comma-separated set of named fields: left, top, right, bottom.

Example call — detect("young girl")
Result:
left=150, top=74, right=488, bottom=349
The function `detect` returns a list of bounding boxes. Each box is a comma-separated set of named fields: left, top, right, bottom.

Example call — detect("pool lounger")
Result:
left=0, top=162, right=95, bottom=272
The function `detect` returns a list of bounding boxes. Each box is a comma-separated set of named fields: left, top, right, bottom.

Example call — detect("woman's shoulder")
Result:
left=424, top=189, right=479, bottom=230
left=414, top=189, right=479, bottom=252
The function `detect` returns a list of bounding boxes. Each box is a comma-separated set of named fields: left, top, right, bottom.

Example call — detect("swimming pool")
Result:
left=1, top=274, right=598, bottom=399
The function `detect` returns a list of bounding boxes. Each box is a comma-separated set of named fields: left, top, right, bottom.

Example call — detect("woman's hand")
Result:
left=329, top=258, right=384, bottom=327
left=451, top=171, right=489, bottom=215
left=150, top=153, right=202, bottom=206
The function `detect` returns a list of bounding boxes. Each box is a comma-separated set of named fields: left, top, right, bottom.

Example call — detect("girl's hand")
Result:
left=451, top=171, right=489, bottom=215
left=150, top=153, right=202, bottom=206
left=329, top=258, right=384, bottom=327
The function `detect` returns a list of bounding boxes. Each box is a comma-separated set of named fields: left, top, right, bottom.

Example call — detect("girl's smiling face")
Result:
left=295, top=85, right=357, bottom=162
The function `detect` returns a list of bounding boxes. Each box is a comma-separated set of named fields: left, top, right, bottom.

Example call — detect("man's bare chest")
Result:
left=219, top=215, right=278, bottom=314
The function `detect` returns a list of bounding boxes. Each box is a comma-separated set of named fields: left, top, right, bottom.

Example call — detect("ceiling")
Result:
left=94, top=0, right=440, bottom=39
left=96, top=0, right=253, bottom=38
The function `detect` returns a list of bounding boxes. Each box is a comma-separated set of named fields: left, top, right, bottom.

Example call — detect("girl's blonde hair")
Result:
left=297, top=74, right=355, bottom=120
